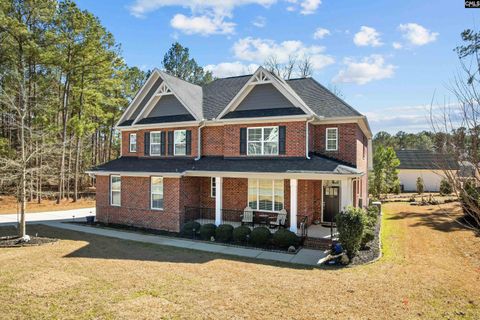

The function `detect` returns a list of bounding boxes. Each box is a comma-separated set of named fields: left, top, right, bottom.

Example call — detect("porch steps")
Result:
left=302, top=237, right=331, bottom=251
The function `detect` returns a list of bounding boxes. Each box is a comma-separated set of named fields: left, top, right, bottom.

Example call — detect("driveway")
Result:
left=0, top=207, right=95, bottom=225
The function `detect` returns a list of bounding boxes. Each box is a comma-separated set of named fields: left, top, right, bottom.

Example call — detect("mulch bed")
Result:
left=0, top=235, right=58, bottom=247
left=350, top=214, right=382, bottom=265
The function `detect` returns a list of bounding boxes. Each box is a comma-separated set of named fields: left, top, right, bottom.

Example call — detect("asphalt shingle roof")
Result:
left=396, top=150, right=459, bottom=170
left=92, top=154, right=349, bottom=174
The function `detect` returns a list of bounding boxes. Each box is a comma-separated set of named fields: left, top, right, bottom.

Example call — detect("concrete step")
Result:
left=303, top=237, right=331, bottom=250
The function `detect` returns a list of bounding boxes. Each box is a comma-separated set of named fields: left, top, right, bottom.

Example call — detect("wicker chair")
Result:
left=268, top=209, right=287, bottom=229
left=241, top=207, right=254, bottom=226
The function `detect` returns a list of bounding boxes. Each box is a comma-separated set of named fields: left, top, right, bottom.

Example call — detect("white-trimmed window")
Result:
left=248, top=179, right=284, bottom=212
left=211, top=177, right=216, bottom=198
left=151, top=177, right=163, bottom=210
left=129, top=133, right=137, bottom=153
left=110, top=175, right=121, bottom=206
left=174, top=130, right=187, bottom=156
left=326, top=128, right=338, bottom=151
left=247, top=126, right=279, bottom=156
left=150, top=131, right=161, bottom=155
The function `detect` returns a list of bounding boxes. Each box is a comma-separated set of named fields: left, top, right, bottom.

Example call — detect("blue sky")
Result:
left=75, top=0, right=479, bottom=134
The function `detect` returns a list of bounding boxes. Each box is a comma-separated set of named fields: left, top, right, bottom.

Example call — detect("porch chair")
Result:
left=268, top=209, right=287, bottom=229
left=241, top=207, right=254, bottom=226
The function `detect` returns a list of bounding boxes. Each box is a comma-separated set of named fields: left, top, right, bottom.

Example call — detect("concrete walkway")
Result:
left=0, top=207, right=95, bottom=225
left=43, top=221, right=327, bottom=267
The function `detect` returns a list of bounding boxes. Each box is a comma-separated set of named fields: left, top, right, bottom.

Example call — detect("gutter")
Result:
left=195, top=120, right=206, bottom=161
left=305, top=115, right=317, bottom=159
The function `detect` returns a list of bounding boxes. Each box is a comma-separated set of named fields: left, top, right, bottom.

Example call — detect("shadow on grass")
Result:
left=0, top=224, right=336, bottom=271
left=386, top=205, right=479, bottom=235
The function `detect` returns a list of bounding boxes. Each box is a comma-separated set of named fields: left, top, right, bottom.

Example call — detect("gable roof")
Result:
left=117, top=67, right=364, bottom=127
left=396, top=150, right=459, bottom=170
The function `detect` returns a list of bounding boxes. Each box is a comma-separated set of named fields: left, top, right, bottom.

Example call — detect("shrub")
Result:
left=250, top=227, right=271, bottom=247
left=233, top=226, right=251, bottom=243
left=180, top=221, right=201, bottom=238
left=416, top=177, right=424, bottom=194
left=215, top=224, right=234, bottom=242
left=199, top=223, right=217, bottom=240
left=336, top=206, right=366, bottom=259
left=440, top=179, right=453, bottom=196
left=272, top=229, right=299, bottom=249
left=361, top=228, right=375, bottom=249
left=460, top=180, right=480, bottom=216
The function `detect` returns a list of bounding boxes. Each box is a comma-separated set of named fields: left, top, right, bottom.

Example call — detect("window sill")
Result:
left=110, top=204, right=121, bottom=207
left=150, top=207, right=164, bottom=211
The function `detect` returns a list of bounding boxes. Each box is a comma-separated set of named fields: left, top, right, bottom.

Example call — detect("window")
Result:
left=151, top=177, right=163, bottom=210
left=363, top=136, right=367, bottom=159
left=174, top=130, right=187, bottom=155
left=247, top=126, right=279, bottom=155
left=110, top=175, right=121, bottom=206
left=210, top=177, right=216, bottom=198
left=150, top=131, right=161, bottom=155
left=248, top=179, right=284, bottom=212
left=326, top=128, right=338, bottom=151
left=129, top=133, right=137, bottom=153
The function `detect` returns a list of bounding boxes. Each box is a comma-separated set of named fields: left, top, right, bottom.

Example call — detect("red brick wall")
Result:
left=312, top=123, right=358, bottom=166
left=202, top=126, right=224, bottom=156
left=96, top=175, right=201, bottom=232
left=223, top=121, right=306, bottom=157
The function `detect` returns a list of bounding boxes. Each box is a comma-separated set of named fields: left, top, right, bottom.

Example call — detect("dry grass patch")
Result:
left=0, top=202, right=479, bottom=319
left=0, top=195, right=95, bottom=214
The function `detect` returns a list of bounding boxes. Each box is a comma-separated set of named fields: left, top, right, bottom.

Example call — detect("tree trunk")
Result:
left=57, top=73, right=70, bottom=204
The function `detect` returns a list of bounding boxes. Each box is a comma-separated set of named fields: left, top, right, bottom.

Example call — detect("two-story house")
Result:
left=88, top=67, right=372, bottom=239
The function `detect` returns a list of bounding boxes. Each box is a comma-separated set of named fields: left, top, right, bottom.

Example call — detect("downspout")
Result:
left=195, top=120, right=206, bottom=161
left=305, top=116, right=315, bottom=159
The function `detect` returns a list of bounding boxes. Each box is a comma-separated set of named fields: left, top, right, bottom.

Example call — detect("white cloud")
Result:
left=128, top=0, right=276, bottom=34
left=170, top=14, right=235, bottom=35
left=204, top=61, right=259, bottom=77
left=300, top=0, right=321, bottom=14
left=313, top=27, right=330, bottom=39
left=252, top=16, right=266, bottom=28
left=392, top=42, right=402, bottom=49
left=398, top=23, right=438, bottom=46
left=353, top=26, right=383, bottom=47
left=129, top=0, right=276, bottom=18
left=333, top=54, right=396, bottom=85
left=233, top=37, right=334, bottom=71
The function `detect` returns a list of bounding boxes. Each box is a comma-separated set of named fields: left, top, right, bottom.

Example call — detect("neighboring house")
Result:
left=87, top=67, right=372, bottom=237
left=396, top=150, right=459, bottom=192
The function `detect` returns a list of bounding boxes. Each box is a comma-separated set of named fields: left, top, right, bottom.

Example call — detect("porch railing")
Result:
left=183, top=206, right=285, bottom=228
left=298, top=215, right=308, bottom=238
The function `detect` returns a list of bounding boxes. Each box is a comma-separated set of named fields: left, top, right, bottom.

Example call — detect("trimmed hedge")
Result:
left=361, top=228, right=375, bottom=248
left=250, top=227, right=271, bottom=246
left=336, top=206, right=366, bottom=259
left=215, top=224, right=234, bottom=242
left=233, top=226, right=251, bottom=243
left=181, top=221, right=201, bottom=238
left=199, top=223, right=217, bottom=241
left=272, top=229, right=299, bottom=248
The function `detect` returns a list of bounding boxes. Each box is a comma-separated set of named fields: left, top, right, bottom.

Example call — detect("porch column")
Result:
left=215, top=177, right=223, bottom=226
left=340, top=178, right=353, bottom=211
left=290, top=179, right=298, bottom=233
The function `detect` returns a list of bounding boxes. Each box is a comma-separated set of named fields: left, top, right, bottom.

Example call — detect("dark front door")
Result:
left=323, top=186, right=339, bottom=224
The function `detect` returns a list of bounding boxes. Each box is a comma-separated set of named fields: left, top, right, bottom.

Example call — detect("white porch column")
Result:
left=290, top=179, right=298, bottom=233
left=215, top=177, right=223, bottom=226
left=340, top=178, right=353, bottom=211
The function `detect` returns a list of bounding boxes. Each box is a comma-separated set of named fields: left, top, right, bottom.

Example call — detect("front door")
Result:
left=323, top=186, right=339, bottom=224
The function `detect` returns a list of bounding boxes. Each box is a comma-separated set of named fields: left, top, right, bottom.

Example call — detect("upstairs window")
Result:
left=151, top=177, right=164, bottom=210
left=248, top=179, right=284, bottom=212
left=129, top=133, right=137, bottom=153
left=174, top=130, right=186, bottom=156
left=247, top=126, right=279, bottom=156
left=150, top=131, right=162, bottom=156
left=110, top=175, right=121, bottom=206
left=326, top=128, right=338, bottom=151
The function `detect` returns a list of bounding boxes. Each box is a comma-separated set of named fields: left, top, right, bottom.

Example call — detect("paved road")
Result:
left=0, top=207, right=95, bottom=225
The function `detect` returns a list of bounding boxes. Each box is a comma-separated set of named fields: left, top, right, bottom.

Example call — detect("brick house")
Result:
left=88, top=67, right=373, bottom=238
